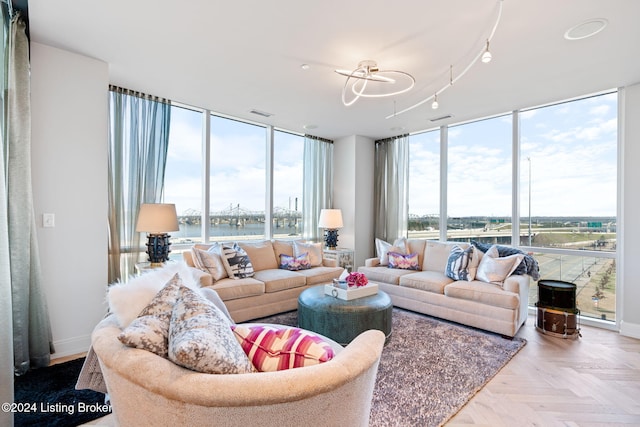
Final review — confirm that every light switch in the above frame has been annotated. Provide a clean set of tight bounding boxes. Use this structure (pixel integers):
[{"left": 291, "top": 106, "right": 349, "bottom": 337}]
[{"left": 43, "top": 213, "right": 55, "bottom": 228}]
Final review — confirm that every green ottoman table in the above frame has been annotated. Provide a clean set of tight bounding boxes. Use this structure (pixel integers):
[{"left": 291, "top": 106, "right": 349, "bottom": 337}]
[{"left": 297, "top": 285, "right": 393, "bottom": 346}]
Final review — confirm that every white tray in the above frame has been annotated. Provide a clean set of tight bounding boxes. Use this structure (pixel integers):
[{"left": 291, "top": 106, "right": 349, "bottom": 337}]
[{"left": 324, "top": 283, "right": 378, "bottom": 301}]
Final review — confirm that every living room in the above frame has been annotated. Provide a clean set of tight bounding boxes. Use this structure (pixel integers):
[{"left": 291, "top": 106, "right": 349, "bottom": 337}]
[{"left": 3, "top": 0, "right": 640, "bottom": 425}]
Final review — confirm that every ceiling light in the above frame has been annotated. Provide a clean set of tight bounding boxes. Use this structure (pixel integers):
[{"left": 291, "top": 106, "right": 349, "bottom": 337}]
[
  {"left": 564, "top": 18, "right": 608, "bottom": 40},
  {"left": 303, "top": 124, "right": 317, "bottom": 130},
  {"left": 301, "top": 64, "right": 310, "bottom": 70},
  {"left": 335, "top": 60, "right": 415, "bottom": 107},
  {"left": 431, "top": 94, "right": 439, "bottom": 110},
  {"left": 481, "top": 40, "right": 492, "bottom": 63},
  {"left": 386, "top": 0, "right": 503, "bottom": 119},
  {"left": 249, "top": 109, "right": 273, "bottom": 118}
]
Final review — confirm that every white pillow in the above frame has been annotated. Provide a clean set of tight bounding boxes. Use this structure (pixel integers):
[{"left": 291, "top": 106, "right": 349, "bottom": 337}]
[
  {"left": 476, "top": 245, "right": 524, "bottom": 286},
  {"left": 107, "top": 261, "right": 199, "bottom": 329},
  {"left": 293, "top": 241, "right": 323, "bottom": 267},
  {"left": 191, "top": 244, "right": 227, "bottom": 281},
  {"left": 375, "top": 237, "right": 407, "bottom": 265}
]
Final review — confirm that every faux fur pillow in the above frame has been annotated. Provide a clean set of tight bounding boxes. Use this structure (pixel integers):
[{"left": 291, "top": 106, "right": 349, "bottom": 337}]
[{"left": 107, "top": 261, "right": 200, "bottom": 329}]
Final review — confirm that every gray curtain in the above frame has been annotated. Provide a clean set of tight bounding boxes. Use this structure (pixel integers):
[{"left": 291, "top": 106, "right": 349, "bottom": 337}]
[
  {"left": 0, "top": 5, "right": 12, "bottom": 424},
  {"left": 374, "top": 134, "right": 409, "bottom": 242},
  {"left": 302, "top": 135, "right": 333, "bottom": 241},
  {"left": 108, "top": 86, "right": 171, "bottom": 282},
  {"left": 4, "top": 12, "right": 54, "bottom": 377}
]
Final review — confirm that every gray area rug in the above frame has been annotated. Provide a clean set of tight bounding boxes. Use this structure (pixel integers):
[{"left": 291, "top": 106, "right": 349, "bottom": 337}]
[{"left": 256, "top": 308, "right": 526, "bottom": 427}]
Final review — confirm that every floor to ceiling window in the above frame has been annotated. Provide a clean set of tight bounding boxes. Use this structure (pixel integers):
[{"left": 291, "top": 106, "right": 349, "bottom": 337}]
[
  {"left": 273, "top": 130, "right": 304, "bottom": 239},
  {"left": 408, "top": 129, "right": 440, "bottom": 239},
  {"left": 446, "top": 114, "right": 513, "bottom": 244},
  {"left": 520, "top": 92, "right": 618, "bottom": 321}
]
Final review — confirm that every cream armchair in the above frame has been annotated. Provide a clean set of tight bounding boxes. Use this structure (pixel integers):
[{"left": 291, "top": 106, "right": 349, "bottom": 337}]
[{"left": 92, "top": 315, "right": 385, "bottom": 427}]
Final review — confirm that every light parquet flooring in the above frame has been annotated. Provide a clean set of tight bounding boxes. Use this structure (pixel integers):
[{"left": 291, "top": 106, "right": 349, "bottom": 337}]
[
  {"left": 447, "top": 315, "right": 640, "bottom": 427},
  {"left": 74, "top": 314, "right": 640, "bottom": 427}
]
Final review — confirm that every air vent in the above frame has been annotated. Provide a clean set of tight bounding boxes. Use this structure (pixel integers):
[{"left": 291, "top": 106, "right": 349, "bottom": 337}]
[
  {"left": 249, "top": 109, "right": 273, "bottom": 118},
  {"left": 430, "top": 114, "right": 452, "bottom": 122}
]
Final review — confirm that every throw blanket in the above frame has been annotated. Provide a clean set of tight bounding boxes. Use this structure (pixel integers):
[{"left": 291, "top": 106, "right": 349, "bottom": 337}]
[
  {"left": 75, "top": 346, "right": 107, "bottom": 394},
  {"left": 471, "top": 240, "right": 540, "bottom": 281}
]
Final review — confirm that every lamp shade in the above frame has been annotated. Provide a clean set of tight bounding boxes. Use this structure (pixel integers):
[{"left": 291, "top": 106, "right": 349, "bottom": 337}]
[
  {"left": 318, "top": 209, "right": 343, "bottom": 229},
  {"left": 136, "top": 203, "right": 180, "bottom": 234}
]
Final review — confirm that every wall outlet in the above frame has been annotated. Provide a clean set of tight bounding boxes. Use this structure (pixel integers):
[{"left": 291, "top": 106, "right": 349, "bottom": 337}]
[{"left": 43, "top": 213, "right": 55, "bottom": 228}]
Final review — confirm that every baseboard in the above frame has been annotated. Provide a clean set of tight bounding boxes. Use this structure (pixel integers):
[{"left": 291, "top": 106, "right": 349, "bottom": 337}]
[
  {"left": 51, "top": 334, "right": 91, "bottom": 359},
  {"left": 620, "top": 321, "right": 640, "bottom": 339}
]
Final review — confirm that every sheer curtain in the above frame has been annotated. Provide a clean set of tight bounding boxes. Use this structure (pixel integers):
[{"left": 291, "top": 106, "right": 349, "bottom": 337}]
[
  {"left": 374, "top": 134, "right": 410, "bottom": 242},
  {"left": 108, "top": 86, "right": 171, "bottom": 282},
  {"left": 302, "top": 135, "right": 333, "bottom": 241},
  {"left": 2, "top": 11, "right": 54, "bottom": 379}
]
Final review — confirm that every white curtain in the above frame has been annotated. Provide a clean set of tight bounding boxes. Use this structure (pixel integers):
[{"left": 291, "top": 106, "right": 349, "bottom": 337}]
[
  {"left": 3, "top": 11, "right": 53, "bottom": 380},
  {"left": 374, "top": 134, "right": 410, "bottom": 242},
  {"left": 302, "top": 135, "right": 333, "bottom": 241},
  {"left": 108, "top": 86, "right": 171, "bottom": 283}
]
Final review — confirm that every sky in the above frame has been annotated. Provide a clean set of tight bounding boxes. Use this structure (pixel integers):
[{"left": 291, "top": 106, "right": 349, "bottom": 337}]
[{"left": 164, "top": 91, "right": 618, "bottom": 219}]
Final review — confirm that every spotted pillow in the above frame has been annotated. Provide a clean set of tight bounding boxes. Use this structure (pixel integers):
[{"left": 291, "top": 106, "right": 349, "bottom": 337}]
[
  {"left": 168, "top": 286, "right": 254, "bottom": 374},
  {"left": 232, "top": 324, "right": 335, "bottom": 372},
  {"left": 117, "top": 273, "right": 183, "bottom": 358},
  {"left": 279, "top": 252, "right": 311, "bottom": 271},
  {"left": 387, "top": 252, "right": 420, "bottom": 270}
]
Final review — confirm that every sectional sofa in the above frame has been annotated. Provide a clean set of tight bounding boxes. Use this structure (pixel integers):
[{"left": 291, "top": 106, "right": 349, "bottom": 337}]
[
  {"left": 358, "top": 239, "right": 536, "bottom": 337},
  {"left": 183, "top": 239, "right": 344, "bottom": 322}
]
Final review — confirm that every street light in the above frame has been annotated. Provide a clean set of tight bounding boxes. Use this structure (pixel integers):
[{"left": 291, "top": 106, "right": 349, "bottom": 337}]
[{"left": 527, "top": 157, "right": 532, "bottom": 246}]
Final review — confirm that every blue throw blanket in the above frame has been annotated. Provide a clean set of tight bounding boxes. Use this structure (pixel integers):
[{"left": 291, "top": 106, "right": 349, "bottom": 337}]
[{"left": 471, "top": 240, "right": 540, "bottom": 281}]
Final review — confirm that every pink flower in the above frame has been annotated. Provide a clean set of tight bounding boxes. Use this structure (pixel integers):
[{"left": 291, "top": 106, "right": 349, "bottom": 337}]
[{"left": 346, "top": 272, "right": 368, "bottom": 288}]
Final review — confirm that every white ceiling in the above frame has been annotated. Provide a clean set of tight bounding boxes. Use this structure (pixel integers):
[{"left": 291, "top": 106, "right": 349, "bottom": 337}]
[{"left": 28, "top": 0, "right": 640, "bottom": 140}]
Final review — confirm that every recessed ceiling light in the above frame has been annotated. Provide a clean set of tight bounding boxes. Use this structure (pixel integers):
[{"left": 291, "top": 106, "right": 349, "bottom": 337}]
[
  {"left": 390, "top": 126, "right": 405, "bottom": 132},
  {"left": 564, "top": 18, "right": 608, "bottom": 40},
  {"left": 303, "top": 124, "right": 317, "bottom": 130},
  {"left": 301, "top": 64, "right": 310, "bottom": 70}
]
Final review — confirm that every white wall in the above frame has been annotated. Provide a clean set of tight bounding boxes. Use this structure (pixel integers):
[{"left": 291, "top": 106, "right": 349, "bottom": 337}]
[
  {"left": 334, "top": 135, "right": 375, "bottom": 268},
  {"left": 621, "top": 82, "right": 640, "bottom": 339},
  {"left": 30, "top": 43, "right": 109, "bottom": 357}
]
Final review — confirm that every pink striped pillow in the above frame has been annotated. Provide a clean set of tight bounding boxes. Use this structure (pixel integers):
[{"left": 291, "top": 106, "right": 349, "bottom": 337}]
[{"left": 231, "top": 325, "right": 335, "bottom": 372}]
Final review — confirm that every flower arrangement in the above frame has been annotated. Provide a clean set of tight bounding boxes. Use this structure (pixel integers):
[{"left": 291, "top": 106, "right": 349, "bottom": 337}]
[{"left": 345, "top": 272, "right": 368, "bottom": 288}]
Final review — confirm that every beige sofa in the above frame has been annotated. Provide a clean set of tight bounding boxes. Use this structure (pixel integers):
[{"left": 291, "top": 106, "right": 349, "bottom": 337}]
[
  {"left": 183, "top": 239, "right": 344, "bottom": 322},
  {"left": 358, "top": 240, "right": 531, "bottom": 337},
  {"left": 92, "top": 314, "right": 385, "bottom": 427}
]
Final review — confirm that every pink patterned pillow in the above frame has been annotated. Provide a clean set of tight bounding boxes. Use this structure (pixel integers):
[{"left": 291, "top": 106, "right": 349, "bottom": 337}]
[
  {"left": 232, "top": 325, "right": 335, "bottom": 372},
  {"left": 279, "top": 252, "right": 311, "bottom": 271},
  {"left": 387, "top": 252, "right": 420, "bottom": 270}
]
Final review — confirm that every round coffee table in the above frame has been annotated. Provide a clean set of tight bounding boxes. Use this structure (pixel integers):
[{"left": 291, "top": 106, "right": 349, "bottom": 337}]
[{"left": 297, "top": 285, "right": 392, "bottom": 346}]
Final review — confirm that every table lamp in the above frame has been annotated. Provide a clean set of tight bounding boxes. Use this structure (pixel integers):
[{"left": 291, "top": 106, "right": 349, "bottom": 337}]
[
  {"left": 136, "top": 203, "right": 180, "bottom": 266},
  {"left": 318, "top": 209, "right": 343, "bottom": 250}
]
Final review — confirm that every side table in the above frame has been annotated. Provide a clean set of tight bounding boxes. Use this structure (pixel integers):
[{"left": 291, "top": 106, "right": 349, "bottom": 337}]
[
  {"left": 297, "top": 285, "right": 392, "bottom": 346},
  {"left": 323, "top": 248, "right": 355, "bottom": 272}
]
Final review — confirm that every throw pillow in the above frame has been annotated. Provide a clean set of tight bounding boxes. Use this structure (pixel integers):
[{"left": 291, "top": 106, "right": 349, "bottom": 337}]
[
  {"left": 199, "top": 287, "right": 235, "bottom": 325},
  {"left": 117, "top": 273, "right": 183, "bottom": 357},
  {"left": 476, "top": 245, "right": 525, "bottom": 286},
  {"left": 279, "top": 252, "right": 311, "bottom": 271},
  {"left": 387, "top": 252, "right": 420, "bottom": 270},
  {"left": 190, "top": 244, "right": 228, "bottom": 281},
  {"left": 219, "top": 243, "right": 255, "bottom": 279},
  {"left": 375, "top": 237, "right": 407, "bottom": 265},
  {"left": 293, "top": 241, "right": 323, "bottom": 266},
  {"left": 445, "top": 245, "right": 479, "bottom": 281},
  {"left": 238, "top": 240, "right": 279, "bottom": 271},
  {"left": 232, "top": 324, "right": 335, "bottom": 372},
  {"left": 107, "top": 261, "right": 200, "bottom": 328},
  {"left": 168, "top": 286, "right": 254, "bottom": 374}
]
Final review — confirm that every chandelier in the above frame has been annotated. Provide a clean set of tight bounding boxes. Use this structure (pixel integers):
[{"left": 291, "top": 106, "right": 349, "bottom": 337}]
[{"left": 335, "top": 60, "right": 415, "bottom": 107}]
